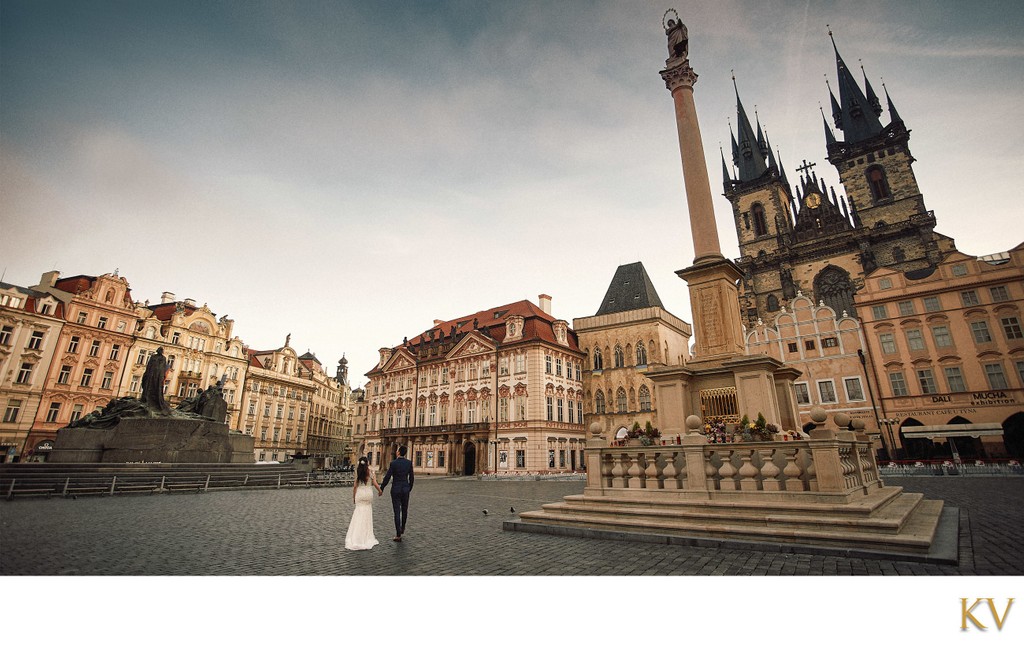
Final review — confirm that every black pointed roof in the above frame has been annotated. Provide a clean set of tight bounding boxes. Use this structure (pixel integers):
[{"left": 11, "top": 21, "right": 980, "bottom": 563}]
[
  {"left": 830, "top": 33, "right": 884, "bottom": 143},
  {"left": 595, "top": 262, "right": 665, "bottom": 316}
]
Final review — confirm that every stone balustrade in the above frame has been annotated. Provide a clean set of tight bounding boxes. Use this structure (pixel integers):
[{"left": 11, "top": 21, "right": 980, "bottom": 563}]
[{"left": 584, "top": 409, "right": 883, "bottom": 501}]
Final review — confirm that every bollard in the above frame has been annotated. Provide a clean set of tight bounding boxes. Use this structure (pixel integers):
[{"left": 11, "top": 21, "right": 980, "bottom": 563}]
[
  {"left": 204, "top": 475, "right": 210, "bottom": 491},
  {"left": 63, "top": 477, "right": 70, "bottom": 497},
  {"left": 110, "top": 476, "right": 117, "bottom": 496},
  {"left": 160, "top": 476, "right": 165, "bottom": 492}
]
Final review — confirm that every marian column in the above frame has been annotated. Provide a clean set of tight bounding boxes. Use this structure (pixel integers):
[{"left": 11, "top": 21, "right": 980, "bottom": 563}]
[{"left": 659, "top": 13, "right": 746, "bottom": 361}]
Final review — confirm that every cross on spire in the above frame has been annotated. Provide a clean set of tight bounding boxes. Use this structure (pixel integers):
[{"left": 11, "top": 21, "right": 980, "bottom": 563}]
[{"left": 795, "top": 159, "right": 817, "bottom": 175}]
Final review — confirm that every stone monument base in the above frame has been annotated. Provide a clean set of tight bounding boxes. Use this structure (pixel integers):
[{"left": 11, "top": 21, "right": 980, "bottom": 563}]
[{"left": 49, "top": 418, "right": 255, "bottom": 464}]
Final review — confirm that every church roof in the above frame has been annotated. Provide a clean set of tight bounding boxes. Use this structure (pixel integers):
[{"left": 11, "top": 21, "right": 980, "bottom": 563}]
[{"left": 595, "top": 262, "right": 665, "bottom": 316}]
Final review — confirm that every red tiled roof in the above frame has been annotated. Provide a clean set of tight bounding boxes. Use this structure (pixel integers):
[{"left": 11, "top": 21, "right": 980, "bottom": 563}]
[
  {"left": 365, "top": 299, "right": 579, "bottom": 376},
  {"left": 148, "top": 302, "right": 199, "bottom": 321}
]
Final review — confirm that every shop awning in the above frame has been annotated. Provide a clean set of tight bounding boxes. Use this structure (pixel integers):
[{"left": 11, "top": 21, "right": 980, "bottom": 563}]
[{"left": 901, "top": 423, "right": 1004, "bottom": 439}]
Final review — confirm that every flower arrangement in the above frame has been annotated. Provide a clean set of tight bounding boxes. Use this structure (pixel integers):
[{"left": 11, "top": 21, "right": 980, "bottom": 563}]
[{"left": 704, "top": 418, "right": 731, "bottom": 443}]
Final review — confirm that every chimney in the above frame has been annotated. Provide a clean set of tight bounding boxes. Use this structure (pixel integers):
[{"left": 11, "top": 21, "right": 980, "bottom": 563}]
[
  {"left": 160, "top": 292, "right": 176, "bottom": 304},
  {"left": 183, "top": 298, "right": 196, "bottom": 307},
  {"left": 538, "top": 294, "right": 552, "bottom": 315},
  {"left": 38, "top": 271, "right": 60, "bottom": 288}
]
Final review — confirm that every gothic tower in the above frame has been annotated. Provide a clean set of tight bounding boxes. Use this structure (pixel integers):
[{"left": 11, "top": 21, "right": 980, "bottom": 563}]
[{"left": 725, "top": 33, "right": 955, "bottom": 326}]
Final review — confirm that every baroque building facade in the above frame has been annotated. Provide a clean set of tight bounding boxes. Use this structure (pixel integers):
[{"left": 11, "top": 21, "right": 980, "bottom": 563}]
[
  {"left": 300, "top": 353, "right": 350, "bottom": 468},
  {"left": 126, "top": 292, "right": 247, "bottom": 429},
  {"left": 723, "top": 37, "right": 956, "bottom": 328},
  {"left": 240, "top": 336, "right": 316, "bottom": 463},
  {"left": 0, "top": 276, "right": 65, "bottom": 462},
  {"left": 574, "top": 262, "right": 692, "bottom": 439},
  {"left": 361, "top": 296, "right": 586, "bottom": 476},
  {"left": 855, "top": 245, "right": 1024, "bottom": 459},
  {"left": 24, "top": 272, "right": 137, "bottom": 460}
]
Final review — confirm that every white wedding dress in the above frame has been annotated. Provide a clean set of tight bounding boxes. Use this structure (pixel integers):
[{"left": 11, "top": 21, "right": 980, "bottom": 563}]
[{"left": 344, "top": 482, "right": 379, "bottom": 551}]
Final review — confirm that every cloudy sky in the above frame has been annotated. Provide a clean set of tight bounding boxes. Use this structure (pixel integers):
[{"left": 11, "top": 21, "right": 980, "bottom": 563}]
[{"left": 3, "top": 0, "right": 1023, "bottom": 388}]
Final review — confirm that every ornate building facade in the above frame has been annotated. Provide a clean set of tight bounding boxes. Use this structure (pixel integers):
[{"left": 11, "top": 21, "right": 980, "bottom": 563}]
[
  {"left": 574, "top": 262, "right": 692, "bottom": 438},
  {"left": 0, "top": 276, "right": 65, "bottom": 463},
  {"left": 127, "top": 292, "right": 247, "bottom": 428},
  {"left": 240, "top": 336, "right": 316, "bottom": 463},
  {"left": 300, "top": 353, "right": 349, "bottom": 468},
  {"left": 25, "top": 272, "right": 137, "bottom": 460},
  {"left": 723, "top": 37, "right": 956, "bottom": 328},
  {"left": 362, "top": 296, "right": 586, "bottom": 476},
  {"left": 855, "top": 245, "right": 1024, "bottom": 459}
]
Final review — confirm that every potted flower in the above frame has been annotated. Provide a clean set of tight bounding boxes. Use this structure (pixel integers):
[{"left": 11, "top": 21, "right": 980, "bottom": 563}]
[{"left": 704, "top": 418, "right": 730, "bottom": 444}]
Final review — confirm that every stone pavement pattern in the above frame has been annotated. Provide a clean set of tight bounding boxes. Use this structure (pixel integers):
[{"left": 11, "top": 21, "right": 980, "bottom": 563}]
[{"left": 1, "top": 476, "right": 1022, "bottom": 575}]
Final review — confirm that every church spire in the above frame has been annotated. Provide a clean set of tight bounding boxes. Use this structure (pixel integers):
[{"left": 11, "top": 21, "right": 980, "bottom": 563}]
[
  {"left": 883, "top": 81, "right": 904, "bottom": 125},
  {"left": 720, "top": 146, "right": 733, "bottom": 192},
  {"left": 732, "top": 75, "right": 768, "bottom": 182},
  {"left": 861, "top": 61, "right": 883, "bottom": 117},
  {"left": 829, "top": 28, "right": 884, "bottom": 143},
  {"left": 821, "top": 106, "right": 837, "bottom": 146}
]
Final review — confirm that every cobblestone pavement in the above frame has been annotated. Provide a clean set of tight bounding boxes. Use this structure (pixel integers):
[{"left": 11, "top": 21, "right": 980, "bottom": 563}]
[{"left": 1, "top": 476, "right": 1022, "bottom": 576}]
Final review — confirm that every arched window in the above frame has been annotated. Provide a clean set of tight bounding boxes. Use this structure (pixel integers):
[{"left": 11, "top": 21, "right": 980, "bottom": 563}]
[
  {"left": 635, "top": 342, "right": 648, "bottom": 366},
  {"left": 767, "top": 295, "right": 779, "bottom": 312},
  {"left": 593, "top": 349, "right": 603, "bottom": 370},
  {"left": 638, "top": 386, "right": 651, "bottom": 411},
  {"left": 866, "top": 165, "right": 891, "bottom": 202},
  {"left": 616, "top": 388, "right": 627, "bottom": 413},
  {"left": 594, "top": 390, "right": 606, "bottom": 414},
  {"left": 814, "top": 266, "right": 857, "bottom": 318},
  {"left": 614, "top": 346, "right": 625, "bottom": 368},
  {"left": 752, "top": 203, "right": 768, "bottom": 236},
  {"left": 892, "top": 246, "right": 906, "bottom": 263}
]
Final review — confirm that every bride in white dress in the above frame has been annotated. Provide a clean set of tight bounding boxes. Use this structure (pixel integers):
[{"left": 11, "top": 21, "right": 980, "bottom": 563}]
[{"left": 345, "top": 456, "right": 382, "bottom": 551}]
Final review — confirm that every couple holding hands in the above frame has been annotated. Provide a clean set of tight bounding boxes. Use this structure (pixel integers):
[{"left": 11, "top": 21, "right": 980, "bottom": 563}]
[{"left": 344, "top": 446, "right": 413, "bottom": 550}]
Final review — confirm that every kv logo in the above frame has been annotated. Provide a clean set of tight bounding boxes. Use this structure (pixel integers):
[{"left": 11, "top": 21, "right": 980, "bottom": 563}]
[{"left": 961, "top": 598, "right": 1014, "bottom": 631}]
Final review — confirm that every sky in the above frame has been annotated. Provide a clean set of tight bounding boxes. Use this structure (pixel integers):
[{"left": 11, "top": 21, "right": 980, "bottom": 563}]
[{"left": 3, "top": 0, "right": 1023, "bottom": 389}]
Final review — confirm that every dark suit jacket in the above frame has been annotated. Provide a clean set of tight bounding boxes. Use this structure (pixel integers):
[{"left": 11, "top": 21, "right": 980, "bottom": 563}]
[{"left": 381, "top": 456, "right": 414, "bottom": 493}]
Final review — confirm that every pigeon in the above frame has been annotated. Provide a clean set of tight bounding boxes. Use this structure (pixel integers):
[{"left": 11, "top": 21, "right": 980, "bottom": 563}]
[
  {"left": 482, "top": 509, "right": 489, "bottom": 515},
  {"left": 510, "top": 507, "right": 515, "bottom": 513}
]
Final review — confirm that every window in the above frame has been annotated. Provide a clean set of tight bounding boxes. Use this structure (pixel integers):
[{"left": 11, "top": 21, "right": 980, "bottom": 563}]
[
  {"left": 639, "top": 386, "right": 651, "bottom": 411},
  {"left": 636, "top": 343, "right": 648, "bottom": 366},
  {"left": 866, "top": 165, "right": 891, "bottom": 201},
  {"left": 970, "top": 321, "right": 992, "bottom": 344},
  {"left": 130, "top": 375, "right": 140, "bottom": 393},
  {"left": 101, "top": 371, "right": 113, "bottom": 390},
  {"left": 960, "top": 290, "right": 981, "bottom": 307},
  {"left": 263, "top": 403, "right": 271, "bottom": 417},
  {"left": 16, "top": 363, "right": 33, "bottom": 384},
  {"left": 109, "top": 344, "right": 121, "bottom": 360},
  {"left": 438, "top": 451, "right": 446, "bottom": 467},
  {"left": 575, "top": 362, "right": 581, "bottom": 381},
  {"left": 70, "top": 404, "right": 84, "bottom": 423},
  {"left": 614, "top": 347, "right": 625, "bottom": 367},
  {"left": 878, "top": 278, "right": 892, "bottom": 290},
  {"left": 787, "top": 342, "right": 798, "bottom": 353},
  {"left": 944, "top": 367, "right": 967, "bottom": 393},
  {"left": 951, "top": 263, "right": 968, "bottom": 277},
  {"left": 80, "top": 368, "right": 93, "bottom": 387},
  {"left": 555, "top": 358, "right": 563, "bottom": 377},
  {"left": 415, "top": 451, "right": 422, "bottom": 467},
  {"left": 1001, "top": 317, "right": 1023, "bottom": 340},
  {"left": 171, "top": 332, "right": 180, "bottom": 345},
  {"left": 593, "top": 349, "right": 603, "bottom": 370},
  {"left": 89, "top": 340, "right": 100, "bottom": 357},
  {"left": 616, "top": 388, "right": 627, "bottom": 413},
  {"left": 0, "top": 325, "right": 11, "bottom": 346},
  {"left": 805, "top": 340, "right": 816, "bottom": 351},
  {"left": 67, "top": 336, "right": 80, "bottom": 354},
  {"left": 751, "top": 203, "right": 768, "bottom": 236},
  {"left": 817, "top": 380, "right": 837, "bottom": 403},
  {"left": 499, "top": 358, "right": 508, "bottom": 376},
  {"left": 77, "top": 312, "right": 87, "bottom": 324},
  {"left": 545, "top": 355, "right": 552, "bottom": 374},
  {"left": 897, "top": 300, "right": 915, "bottom": 316},
  {"left": 28, "top": 331, "right": 44, "bottom": 350},
  {"left": 45, "top": 402, "right": 61, "bottom": 422},
  {"left": 879, "top": 333, "right": 897, "bottom": 354},
  {"left": 515, "top": 450, "right": 526, "bottom": 469},
  {"left": 871, "top": 305, "right": 889, "bottom": 320},
  {"left": 467, "top": 401, "right": 477, "bottom": 423},
  {"left": 906, "top": 329, "right": 926, "bottom": 351},
  {"left": 499, "top": 397, "right": 508, "bottom": 422},
  {"left": 594, "top": 391, "right": 606, "bottom": 414},
  {"left": 889, "top": 371, "right": 909, "bottom": 397},
  {"left": 567, "top": 399, "right": 575, "bottom": 423},
  {"left": 97, "top": 317, "right": 107, "bottom": 330},
  {"left": 576, "top": 401, "right": 583, "bottom": 424},
  {"left": 58, "top": 365, "right": 72, "bottom": 384},
  {"left": 546, "top": 397, "right": 553, "bottom": 421},
  {"left": 923, "top": 296, "right": 941, "bottom": 312},
  {"left": 844, "top": 378, "right": 865, "bottom": 402},
  {"left": 1017, "top": 361, "right": 1024, "bottom": 386},
  {"left": 794, "top": 383, "right": 811, "bottom": 405},
  {"left": 822, "top": 337, "right": 838, "bottom": 348},
  {"left": 990, "top": 286, "right": 1010, "bottom": 302},
  {"left": 931, "top": 325, "right": 953, "bottom": 348},
  {"left": 248, "top": 401, "right": 256, "bottom": 416},
  {"left": 557, "top": 398, "right": 564, "bottom": 422},
  {"left": 984, "top": 363, "right": 1009, "bottom": 390},
  {"left": 917, "top": 369, "right": 938, "bottom": 394},
  {"left": 137, "top": 349, "right": 148, "bottom": 365},
  {"left": 3, "top": 400, "right": 22, "bottom": 423}
]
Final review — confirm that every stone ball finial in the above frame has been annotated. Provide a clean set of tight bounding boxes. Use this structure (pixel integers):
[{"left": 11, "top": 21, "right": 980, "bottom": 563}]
[
  {"left": 850, "top": 418, "right": 865, "bottom": 431},
  {"left": 589, "top": 421, "right": 604, "bottom": 436},
  {"left": 833, "top": 412, "right": 851, "bottom": 428},
  {"left": 809, "top": 407, "right": 827, "bottom": 424},
  {"left": 685, "top": 415, "right": 703, "bottom": 431}
]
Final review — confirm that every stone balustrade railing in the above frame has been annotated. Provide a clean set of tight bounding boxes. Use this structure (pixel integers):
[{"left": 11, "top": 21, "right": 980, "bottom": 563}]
[{"left": 584, "top": 409, "right": 883, "bottom": 499}]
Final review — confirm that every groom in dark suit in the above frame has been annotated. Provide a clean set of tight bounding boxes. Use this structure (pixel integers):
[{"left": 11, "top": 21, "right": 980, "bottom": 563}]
[{"left": 379, "top": 445, "right": 414, "bottom": 542}]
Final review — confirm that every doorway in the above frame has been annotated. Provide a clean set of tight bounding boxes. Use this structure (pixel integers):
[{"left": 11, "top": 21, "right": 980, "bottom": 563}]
[{"left": 463, "top": 441, "right": 476, "bottom": 476}]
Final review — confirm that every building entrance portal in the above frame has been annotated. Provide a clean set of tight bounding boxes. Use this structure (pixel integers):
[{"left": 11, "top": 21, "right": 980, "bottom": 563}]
[{"left": 463, "top": 441, "right": 476, "bottom": 476}]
